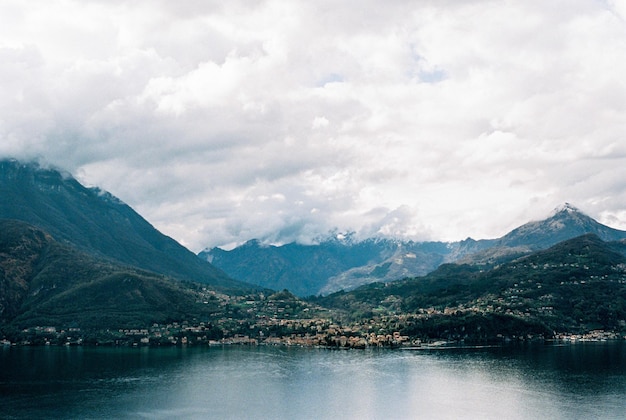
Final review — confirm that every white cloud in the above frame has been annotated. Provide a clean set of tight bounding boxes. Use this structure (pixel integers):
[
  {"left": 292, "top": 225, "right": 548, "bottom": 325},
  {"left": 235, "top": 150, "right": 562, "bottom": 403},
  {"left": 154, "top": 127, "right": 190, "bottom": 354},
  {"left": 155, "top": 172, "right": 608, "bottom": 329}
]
[{"left": 2, "top": 0, "right": 626, "bottom": 250}]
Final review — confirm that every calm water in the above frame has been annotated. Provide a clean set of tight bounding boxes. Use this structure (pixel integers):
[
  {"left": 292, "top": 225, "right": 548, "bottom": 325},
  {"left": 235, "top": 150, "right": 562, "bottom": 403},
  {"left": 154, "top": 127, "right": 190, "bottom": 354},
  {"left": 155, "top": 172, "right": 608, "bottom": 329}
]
[{"left": 1, "top": 343, "right": 625, "bottom": 419}]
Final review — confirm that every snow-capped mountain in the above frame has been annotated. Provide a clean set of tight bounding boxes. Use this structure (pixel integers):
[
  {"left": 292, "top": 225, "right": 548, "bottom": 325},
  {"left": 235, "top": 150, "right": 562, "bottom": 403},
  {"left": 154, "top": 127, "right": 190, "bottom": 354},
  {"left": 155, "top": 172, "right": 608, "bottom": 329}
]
[{"left": 199, "top": 204, "right": 626, "bottom": 296}]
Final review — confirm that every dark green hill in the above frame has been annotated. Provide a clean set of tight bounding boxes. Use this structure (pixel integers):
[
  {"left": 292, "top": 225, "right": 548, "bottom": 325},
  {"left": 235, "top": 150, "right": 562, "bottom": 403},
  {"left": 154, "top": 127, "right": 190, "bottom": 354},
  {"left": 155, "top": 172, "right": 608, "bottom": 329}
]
[
  {"left": 0, "top": 159, "right": 247, "bottom": 291},
  {"left": 314, "top": 234, "right": 626, "bottom": 339},
  {"left": 0, "top": 219, "right": 221, "bottom": 330}
]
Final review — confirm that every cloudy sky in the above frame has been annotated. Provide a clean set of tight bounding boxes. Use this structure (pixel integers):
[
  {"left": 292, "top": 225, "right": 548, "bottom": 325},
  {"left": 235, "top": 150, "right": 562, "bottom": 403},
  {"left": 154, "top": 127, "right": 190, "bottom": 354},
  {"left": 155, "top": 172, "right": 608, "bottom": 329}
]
[{"left": 2, "top": 0, "right": 626, "bottom": 251}]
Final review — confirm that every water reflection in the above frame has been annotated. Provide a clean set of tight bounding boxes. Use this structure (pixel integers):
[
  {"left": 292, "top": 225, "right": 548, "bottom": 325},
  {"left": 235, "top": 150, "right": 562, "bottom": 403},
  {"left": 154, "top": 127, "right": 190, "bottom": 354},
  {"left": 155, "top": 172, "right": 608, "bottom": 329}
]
[
  {"left": 1, "top": 343, "right": 625, "bottom": 419},
  {"left": 405, "top": 344, "right": 626, "bottom": 419}
]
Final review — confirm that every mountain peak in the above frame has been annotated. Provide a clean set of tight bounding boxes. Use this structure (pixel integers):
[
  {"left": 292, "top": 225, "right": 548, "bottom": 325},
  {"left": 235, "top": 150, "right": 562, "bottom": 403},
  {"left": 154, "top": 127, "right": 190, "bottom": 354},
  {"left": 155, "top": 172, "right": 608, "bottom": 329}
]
[
  {"left": 0, "top": 157, "right": 245, "bottom": 290},
  {"left": 498, "top": 203, "right": 626, "bottom": 249},
  {"left": 552, "top": 202, "right": 582, "bottom": 215}
]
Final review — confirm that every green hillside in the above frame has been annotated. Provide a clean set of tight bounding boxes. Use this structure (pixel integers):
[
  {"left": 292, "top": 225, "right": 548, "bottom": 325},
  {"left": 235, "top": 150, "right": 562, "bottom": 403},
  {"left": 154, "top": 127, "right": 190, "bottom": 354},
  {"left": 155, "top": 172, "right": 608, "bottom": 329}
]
[
  {"left": 0, "top": 159, "right": 247, "bottom": 291},
  {"left": 0, "top": 220, "right": 222, "bottom": 331},
  {"left": 314, "top": 234, "right": 626, "bottom": 341}
]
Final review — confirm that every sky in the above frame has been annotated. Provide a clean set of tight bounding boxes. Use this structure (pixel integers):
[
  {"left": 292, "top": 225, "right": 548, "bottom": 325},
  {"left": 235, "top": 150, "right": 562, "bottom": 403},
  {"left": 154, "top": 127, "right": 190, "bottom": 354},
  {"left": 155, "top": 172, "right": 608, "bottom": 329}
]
[{"left": 1, "top": 0, "right": 626, "bottom": 251}]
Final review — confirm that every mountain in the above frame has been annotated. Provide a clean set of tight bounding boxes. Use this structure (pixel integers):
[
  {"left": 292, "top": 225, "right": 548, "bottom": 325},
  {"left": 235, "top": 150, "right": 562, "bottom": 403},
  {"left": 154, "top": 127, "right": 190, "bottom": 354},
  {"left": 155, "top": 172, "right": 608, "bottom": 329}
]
[
  {"left": 0, "top": 159, "right": 247, "bottom": 291},
  {"left": 200, "top": 237, "right": 477, "bottom": 297},
  {"left": 2, "top": 158, "right": 624, "bottom": 343},
  {"left": 458, "top": 203, "right": 626, "bottom": 266},
  {"left": 498, "top": 203, "right": 626, "bottom": 247},
  {"left": 0, "top": 219, "right": 223, "bottom": 330},
  {"left": 315, "top": 234, "right": 626, "bottom": 339},
  {"left": 318, "top": 240, "right": 460, "bottom": 296},
  {"left": 201, "top": 237, "right": 404, "bottom": 296},
  {"left": 200, "top": 204, "right": 626, "bottom": 296}
]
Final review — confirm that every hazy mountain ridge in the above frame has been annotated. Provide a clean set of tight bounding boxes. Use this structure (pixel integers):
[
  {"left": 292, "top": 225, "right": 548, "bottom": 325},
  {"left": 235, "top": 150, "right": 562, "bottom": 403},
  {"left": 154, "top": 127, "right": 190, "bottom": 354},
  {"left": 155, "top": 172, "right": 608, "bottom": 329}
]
[
  {"left": 201, "top": 203, "right": 626, "bottom": 296},
  {"left": 200, "top": 236, "right": 470, "bottom": 297},
  {"left": 201, "top": 238, "right": 401, "bottom": 296},
  {"left": 0, "top": 159, "right": 247, "bottom": 291}
]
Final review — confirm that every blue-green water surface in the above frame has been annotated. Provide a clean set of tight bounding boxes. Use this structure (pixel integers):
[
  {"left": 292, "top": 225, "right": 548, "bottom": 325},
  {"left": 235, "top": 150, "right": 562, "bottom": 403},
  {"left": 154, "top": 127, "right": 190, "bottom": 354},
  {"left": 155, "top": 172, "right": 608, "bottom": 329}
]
[{"left": 1, "top": 342, "right": 625, "bottom": 419}]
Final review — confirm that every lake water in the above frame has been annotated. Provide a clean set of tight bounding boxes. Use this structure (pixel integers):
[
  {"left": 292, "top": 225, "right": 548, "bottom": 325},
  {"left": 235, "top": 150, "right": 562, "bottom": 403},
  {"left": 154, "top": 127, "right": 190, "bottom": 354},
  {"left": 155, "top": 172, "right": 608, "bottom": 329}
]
[{"left": 1, "top": 342, "right": 625, "bottom": 419}]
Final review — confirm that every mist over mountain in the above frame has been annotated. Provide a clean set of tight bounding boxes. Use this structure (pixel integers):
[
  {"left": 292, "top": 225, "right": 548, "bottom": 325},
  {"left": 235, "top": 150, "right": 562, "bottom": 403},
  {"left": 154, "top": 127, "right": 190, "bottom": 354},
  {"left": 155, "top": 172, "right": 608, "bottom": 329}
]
[
  {"left": 0, "top": 159, "right": 246, "bottom": 291},
  {"left": 201, "top": 203, "right": 626, "bottom": 296},
  {"left": 1, "top": 158, "right": 625, "bottom": 344},
  {"left": 201, "top": 237, "right": 431, "bottom": 297}
]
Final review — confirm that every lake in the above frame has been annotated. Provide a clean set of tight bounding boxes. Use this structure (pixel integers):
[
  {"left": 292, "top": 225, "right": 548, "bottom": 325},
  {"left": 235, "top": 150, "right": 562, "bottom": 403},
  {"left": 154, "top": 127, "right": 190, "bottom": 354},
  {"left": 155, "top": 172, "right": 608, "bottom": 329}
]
[{"left": 1, "top": 342, "right": 625, "bottom": 419}]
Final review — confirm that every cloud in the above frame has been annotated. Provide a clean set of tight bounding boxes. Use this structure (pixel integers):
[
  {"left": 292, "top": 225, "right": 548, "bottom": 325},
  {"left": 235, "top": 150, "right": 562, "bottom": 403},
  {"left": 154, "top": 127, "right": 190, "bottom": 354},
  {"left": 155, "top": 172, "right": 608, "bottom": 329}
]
[{"left": 2, "top": 0, "right": 626, "bottom": 250}]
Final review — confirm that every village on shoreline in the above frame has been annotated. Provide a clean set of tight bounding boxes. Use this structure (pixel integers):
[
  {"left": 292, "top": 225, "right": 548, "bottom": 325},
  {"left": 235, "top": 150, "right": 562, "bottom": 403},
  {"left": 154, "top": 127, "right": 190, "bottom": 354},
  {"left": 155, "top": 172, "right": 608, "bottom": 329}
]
[
  {"left": 4, "top": 285, "right": 626, "bottom": 349},
  {"left": 3, "top": 317, "right": 625, "bottom": 349}
]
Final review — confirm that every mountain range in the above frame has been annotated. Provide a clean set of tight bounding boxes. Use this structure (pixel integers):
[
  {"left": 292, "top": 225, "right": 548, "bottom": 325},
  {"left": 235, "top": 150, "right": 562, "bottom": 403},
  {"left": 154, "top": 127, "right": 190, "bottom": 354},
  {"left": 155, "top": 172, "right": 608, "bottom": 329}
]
[
  {"left": 200, "top": 203, "right": 626, "bottom": 296},
  {"left": 2, "top": 157, "right": 625, "bottom": 343}
]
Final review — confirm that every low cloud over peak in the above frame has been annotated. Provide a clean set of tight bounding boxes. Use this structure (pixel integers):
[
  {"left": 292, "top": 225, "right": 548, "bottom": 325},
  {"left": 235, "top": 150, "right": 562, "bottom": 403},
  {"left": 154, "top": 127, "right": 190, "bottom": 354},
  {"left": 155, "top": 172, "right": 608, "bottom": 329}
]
[{"left": 2, "top": 0, "right": 626, "bottom": 251}]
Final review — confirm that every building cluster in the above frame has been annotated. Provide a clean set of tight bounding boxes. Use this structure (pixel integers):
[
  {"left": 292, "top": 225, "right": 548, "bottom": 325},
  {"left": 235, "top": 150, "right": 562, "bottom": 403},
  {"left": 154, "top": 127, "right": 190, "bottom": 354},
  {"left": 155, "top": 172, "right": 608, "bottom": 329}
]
[{"left": 553, "top": 330, "right": 625, "bottom": 342}]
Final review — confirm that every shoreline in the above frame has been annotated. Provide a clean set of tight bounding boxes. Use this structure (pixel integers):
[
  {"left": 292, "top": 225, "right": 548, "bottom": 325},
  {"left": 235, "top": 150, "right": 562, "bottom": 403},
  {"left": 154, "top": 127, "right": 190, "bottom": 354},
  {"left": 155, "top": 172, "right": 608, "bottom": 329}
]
[{"left": 3, "top": 334, "right": 624, "bottom": 349}]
